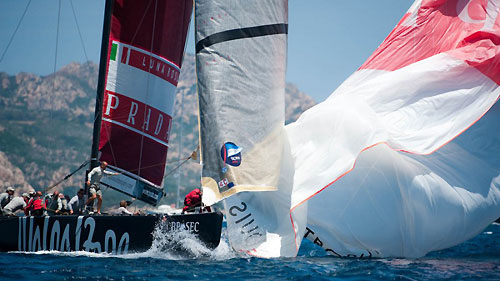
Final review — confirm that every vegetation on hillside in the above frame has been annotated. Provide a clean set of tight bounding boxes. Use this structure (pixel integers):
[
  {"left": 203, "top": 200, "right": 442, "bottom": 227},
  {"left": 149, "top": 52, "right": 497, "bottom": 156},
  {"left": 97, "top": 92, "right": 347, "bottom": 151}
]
[{"left": 0, "top": 54, "right": 315, "bottom": 210}]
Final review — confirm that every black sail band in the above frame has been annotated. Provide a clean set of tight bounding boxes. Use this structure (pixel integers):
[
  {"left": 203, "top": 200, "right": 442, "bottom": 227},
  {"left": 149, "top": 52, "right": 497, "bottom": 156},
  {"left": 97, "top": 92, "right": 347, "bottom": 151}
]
[{"left": 195, "top": 23, "right": 288, "bottom": 53}]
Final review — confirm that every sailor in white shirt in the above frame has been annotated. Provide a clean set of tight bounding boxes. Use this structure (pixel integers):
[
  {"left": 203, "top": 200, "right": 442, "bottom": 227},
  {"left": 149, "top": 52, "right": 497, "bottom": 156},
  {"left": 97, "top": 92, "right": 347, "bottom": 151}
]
[
  {"left": 68, "top": 189, "right": 86, "bottom": 215},
  {"left": 2, "top": 193, "right": 29, "bottom": 215},
  {"left": 0, "top": 187, "right": 14, "bottom": 214},
  {"left": 116, "top": 200, "right": 139, "bottom": 215},
  {"left": 86, "top": 161, "right": 118, "bottom": 214}
]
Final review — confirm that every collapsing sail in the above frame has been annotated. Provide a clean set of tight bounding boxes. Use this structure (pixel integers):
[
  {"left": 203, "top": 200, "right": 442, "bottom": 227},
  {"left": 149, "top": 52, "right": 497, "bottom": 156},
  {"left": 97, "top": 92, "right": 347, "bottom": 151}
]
[
  {"left": 197, "top": 0, "right": 500, "bottom": 258},
  {"left": 196, "top": 0, "right": 303, "bottom": 256},
  {"left": 96, "top": 0, "right": 193, "bottom": 205},
  {"left": 287, "top": 0, "right": 500, "bottom": 257}
]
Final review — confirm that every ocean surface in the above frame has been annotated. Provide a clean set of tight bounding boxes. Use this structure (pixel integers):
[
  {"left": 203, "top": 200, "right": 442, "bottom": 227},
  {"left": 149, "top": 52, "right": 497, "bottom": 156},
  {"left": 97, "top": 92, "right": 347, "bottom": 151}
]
[{"left": 1, "top": 223, "right": 498, "bottom": 281}]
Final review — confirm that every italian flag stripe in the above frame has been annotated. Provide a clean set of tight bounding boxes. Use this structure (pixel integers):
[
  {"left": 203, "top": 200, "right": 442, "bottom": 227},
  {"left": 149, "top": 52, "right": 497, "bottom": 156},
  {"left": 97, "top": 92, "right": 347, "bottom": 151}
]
[{"left": 110, "top": 43, "right": 118, "bottom": 61}]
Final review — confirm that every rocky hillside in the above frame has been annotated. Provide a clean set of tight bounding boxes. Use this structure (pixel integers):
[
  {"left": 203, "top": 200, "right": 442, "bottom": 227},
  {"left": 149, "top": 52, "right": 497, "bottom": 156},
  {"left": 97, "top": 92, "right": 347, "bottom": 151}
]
[{"left": 0, "top": 54, "right": 315, "bottom": 207}]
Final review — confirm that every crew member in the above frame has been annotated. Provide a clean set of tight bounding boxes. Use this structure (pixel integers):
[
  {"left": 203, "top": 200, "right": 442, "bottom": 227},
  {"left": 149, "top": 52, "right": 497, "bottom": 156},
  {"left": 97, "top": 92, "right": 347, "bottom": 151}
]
[
  {"left": 0, "top": 187, "right": 14, "bottom": 213},
  {"left": 2, "top": 193, "right": 29, "bottom": 216},
  {"left": 182, "top": 188, "right": 202, "bottom": 213},
  {"left": 68, "top": 189, "right": 85, "bottom": 215},
  {"left": 116, "top": 200, "right": 139, "bottom": 215},
  {"left": 59, "top": 193, "right": 69, "bottom": 214},
  {"left": 24, "top": 189, "right": 36, "bottom": 211},
  {"left": 25, "top": 191, "right": 45, "bottom": 216},
  {"left": 86, "top": 161, "right": 118, "bottom": 214},
  {"left": 45, "top": 191, "right": 62, "bottom": 215}
]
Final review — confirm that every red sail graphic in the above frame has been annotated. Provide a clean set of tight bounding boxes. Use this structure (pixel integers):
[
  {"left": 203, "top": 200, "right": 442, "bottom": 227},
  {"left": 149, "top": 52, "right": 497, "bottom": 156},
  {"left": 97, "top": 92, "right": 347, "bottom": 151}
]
[{"left": 98, "top": 0, "right": 193, "bottom": 187}]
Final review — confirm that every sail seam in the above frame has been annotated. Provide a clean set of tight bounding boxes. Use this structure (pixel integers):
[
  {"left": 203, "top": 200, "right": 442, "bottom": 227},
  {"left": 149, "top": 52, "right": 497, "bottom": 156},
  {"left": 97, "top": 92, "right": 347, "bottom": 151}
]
[{"left": 195, "top": 23, "right": 288, "bottom": 53}]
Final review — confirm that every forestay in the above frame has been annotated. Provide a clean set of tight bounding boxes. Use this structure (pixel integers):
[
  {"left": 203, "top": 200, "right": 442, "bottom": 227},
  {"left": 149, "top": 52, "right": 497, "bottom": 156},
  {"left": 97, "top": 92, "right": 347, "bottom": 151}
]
[
  {"left": 196, "top": 0, "right": 304, "bottom": 257},
  {"left": 98, "top": 0, "right": 193, "bottom": 205},
  {"left": 287, "top": 0, "right": 500, "bottom": 257}
]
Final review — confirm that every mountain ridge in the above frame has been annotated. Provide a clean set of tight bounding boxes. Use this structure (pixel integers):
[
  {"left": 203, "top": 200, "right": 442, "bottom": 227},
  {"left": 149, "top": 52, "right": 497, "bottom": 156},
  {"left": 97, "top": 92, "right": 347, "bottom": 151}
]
[{"left": 0, "top": 54, "right": 315, "bottom": 207}]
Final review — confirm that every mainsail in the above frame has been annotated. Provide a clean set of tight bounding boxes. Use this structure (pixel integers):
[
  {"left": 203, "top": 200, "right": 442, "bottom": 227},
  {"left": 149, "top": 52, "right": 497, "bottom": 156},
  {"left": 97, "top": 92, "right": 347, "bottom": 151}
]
[
  {"left": 94, "top": 0, "right": 193, "bottom": 205},
  {"left": 196, "top": 0, "right": 303, "bottom": 256},
  {"left": 286, "top": 0, "right": 500, "bottom": 257}
]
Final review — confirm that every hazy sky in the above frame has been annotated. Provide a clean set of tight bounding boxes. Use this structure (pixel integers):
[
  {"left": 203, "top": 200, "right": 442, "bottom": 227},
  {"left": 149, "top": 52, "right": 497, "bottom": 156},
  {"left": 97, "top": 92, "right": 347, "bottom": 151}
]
[{"left": 0, "top": 0, "right": 414, "bottom": 102}]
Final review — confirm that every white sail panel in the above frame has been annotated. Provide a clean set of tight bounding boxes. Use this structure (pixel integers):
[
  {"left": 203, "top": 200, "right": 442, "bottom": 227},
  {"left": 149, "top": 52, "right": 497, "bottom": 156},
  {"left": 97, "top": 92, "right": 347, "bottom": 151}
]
[
  {"left": 301, "top": 99, "right": 500, "bottom": 258},
  {"left": 196, "top": 0, "right": 304, "bottom": 256},
  {"left": 286, "top": 0, "right": 500, "bottom": 257}
]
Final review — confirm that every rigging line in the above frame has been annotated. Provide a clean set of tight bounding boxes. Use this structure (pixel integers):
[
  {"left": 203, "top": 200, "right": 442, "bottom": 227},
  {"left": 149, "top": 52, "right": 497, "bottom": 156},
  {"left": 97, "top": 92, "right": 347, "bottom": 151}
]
[
  {"left": 137, "top": 0, "right": 158, "bottom": 178},
  {"left": 0, "top": 0, "right": 32, "bottom": 64},
  {"left": 43, "top": 159, "right": 91, "bottom": 193},
  {"left": 163, "top": 147, "right": 198, "bottom": 181},
  {"left": 102, "top": 114, "right": 119, "bottom": 173},
  {"left": 69, "top": 0, "right": 89, "bottom": 62},
  {"left": 53, "top": 0, "right": 62, "bottom": 77},
  {"left": 130, "top": 0, "right": 153, "bottom": 46},
  {"left": 114, "top": 161, "right": 166, "bottom": 174},
  {"left": 88, "top": 110, "right": 100, "bottom": 149},
  {"left": 175, "top": 1, "right": 192, "bottom": 205},
  {"left": 113, "top": 148, "right": 196, "bottom": 175},
  {"left": 175, "top": 3, "right": 194, "bottom": 205},
  {"left": 176, "top": 67, "right": 185, "bottom": 207},
  {"left": 164, "top": 156, "right": 191, "bottom": 180},
  {"left": 50, "top": 0, "right": 62, "bottom": 144}
]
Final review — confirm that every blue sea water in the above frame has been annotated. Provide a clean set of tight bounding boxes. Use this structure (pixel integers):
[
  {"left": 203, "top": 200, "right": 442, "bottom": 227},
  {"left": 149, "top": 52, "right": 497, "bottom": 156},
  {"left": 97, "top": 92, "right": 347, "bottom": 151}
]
[{"left": 1, "top": 223, "right": 498, "bottom": 281}]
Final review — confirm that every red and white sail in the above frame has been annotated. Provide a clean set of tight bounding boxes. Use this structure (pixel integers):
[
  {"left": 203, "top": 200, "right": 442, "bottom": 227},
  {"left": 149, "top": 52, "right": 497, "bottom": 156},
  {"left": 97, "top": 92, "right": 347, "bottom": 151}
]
[
  {"left": 98, "top": 0, "right": 193, "bottom": 205},
  {"left": 287, "top": 0, "right": 500, "bottom": 257}
]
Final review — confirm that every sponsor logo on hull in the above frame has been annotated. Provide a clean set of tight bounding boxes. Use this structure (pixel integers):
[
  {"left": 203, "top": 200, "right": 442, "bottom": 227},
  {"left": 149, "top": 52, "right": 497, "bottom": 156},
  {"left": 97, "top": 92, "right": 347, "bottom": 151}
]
[{"left": 17, "top": 216, "right": 130, "bottom": 254}]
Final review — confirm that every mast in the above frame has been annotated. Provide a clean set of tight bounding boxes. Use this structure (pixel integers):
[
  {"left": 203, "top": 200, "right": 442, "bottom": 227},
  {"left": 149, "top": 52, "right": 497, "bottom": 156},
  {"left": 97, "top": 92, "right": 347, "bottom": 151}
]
[{"left": 89, "top": 0, "right": 114, "bottom": 171}]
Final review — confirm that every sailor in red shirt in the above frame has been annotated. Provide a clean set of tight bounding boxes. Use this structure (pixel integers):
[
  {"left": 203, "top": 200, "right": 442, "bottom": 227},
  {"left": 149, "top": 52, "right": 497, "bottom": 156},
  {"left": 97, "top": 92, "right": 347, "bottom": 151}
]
[
  {"left": 182, "top": 188, "right": 212, "bottom": 213},
  {"left": 182, "top": 188, "right": 202, "bottom": 213},
  {"left": 25, "top": 191, "right": 45, "bottom": 216}
]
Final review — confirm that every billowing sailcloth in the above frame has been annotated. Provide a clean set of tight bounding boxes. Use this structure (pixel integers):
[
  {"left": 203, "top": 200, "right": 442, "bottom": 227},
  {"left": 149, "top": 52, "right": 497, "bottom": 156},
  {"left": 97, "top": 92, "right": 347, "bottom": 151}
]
[
  {"left": 97, "top": 0, "right": 193, "bottom": 205},
  {"left": 287, "top": 0, "right": 500, "bottom": 257},
  {"left": 196, "top": 0, "right": 304, "bottom": 257}
]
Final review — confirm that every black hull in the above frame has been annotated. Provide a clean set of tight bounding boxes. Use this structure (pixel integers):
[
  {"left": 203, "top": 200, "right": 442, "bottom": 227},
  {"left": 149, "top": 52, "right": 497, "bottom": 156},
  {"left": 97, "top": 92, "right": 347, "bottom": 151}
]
[{"left": 0, "top": 211, "right": 223, "bottom": 254}]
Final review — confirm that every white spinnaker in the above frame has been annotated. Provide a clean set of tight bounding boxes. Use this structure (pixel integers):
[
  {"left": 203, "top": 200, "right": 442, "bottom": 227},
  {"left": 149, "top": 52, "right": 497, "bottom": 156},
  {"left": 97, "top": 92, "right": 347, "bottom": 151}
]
[
  {"left": 286, "top": 40, "right": 500, "bottom": 256},
  {"left": 284, "top": 0, "right": 500, "bottom": 258},
  {"left": 305, "top": 106, "right": 500, "bottom": 257},
  {"left": 195, "top": 0, "right": 304, "bottom": 257}
]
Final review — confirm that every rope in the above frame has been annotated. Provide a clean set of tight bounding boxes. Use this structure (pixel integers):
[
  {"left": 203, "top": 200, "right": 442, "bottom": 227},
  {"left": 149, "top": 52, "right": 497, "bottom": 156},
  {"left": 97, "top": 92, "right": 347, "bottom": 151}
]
[
  {"left": 164, "top": 157, "right": 191, "bottom": 179},
  {"left": 49, "top": 0, "right": 62, "bottom": 149},
  {"left": 163, "top": 147, "right": 199, "bottom": 179},
  {"left": 0, "top": 0, "right": 32, "bottom": 64},
  {"left": 44, "top": 159, "right": 90, "bottom": 193},
  {"left": 69, "top": 0, "right": 89, "bottom": 62},
  {"left": 111, "top": 149, "right": 196, "bottom": 177}
]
